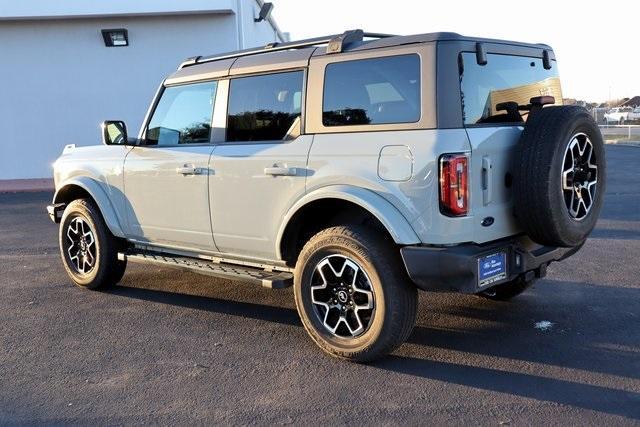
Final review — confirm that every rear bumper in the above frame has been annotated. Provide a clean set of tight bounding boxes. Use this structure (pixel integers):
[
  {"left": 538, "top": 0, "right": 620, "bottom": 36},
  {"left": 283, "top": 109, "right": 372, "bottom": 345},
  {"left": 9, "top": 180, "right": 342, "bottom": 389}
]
[{"left": 401, "top": 236, "right": 583, "bottom": 294}]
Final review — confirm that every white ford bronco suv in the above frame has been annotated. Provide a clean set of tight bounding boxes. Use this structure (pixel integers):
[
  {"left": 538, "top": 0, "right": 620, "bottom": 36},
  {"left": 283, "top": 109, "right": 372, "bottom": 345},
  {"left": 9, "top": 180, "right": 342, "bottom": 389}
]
[{"left": 48, "top": 30, "right": 605, "bottom": 361}]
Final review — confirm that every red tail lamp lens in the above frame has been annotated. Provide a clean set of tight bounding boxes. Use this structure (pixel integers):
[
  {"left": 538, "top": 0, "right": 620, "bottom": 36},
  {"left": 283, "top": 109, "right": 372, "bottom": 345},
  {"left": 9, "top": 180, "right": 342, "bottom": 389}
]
[{"left": 439, "top": 154, "right": 468, "bottom": 216}]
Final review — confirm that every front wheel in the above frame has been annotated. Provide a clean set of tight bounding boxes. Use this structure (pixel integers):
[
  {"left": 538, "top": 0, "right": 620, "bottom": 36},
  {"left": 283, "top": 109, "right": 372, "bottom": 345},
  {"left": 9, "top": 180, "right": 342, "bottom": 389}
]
[
  {"left": 294, "top": 225, "right": 417, "bottom": 362},
  {"left": 59, "top": 199, "right": 126, "bottom": 290}
]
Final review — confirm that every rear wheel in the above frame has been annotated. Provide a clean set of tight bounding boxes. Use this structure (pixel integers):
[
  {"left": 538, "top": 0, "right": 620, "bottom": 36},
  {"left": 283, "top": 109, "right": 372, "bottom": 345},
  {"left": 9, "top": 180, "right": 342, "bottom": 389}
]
[
  {"left": 294, "top": 225, "right": 417, "bottom": 362},
  {"left": 479, "top": 277, "right": 535, "bottom": 301},
  {"left": 59, "top": 199, "right": 126, "bottom": 290}
]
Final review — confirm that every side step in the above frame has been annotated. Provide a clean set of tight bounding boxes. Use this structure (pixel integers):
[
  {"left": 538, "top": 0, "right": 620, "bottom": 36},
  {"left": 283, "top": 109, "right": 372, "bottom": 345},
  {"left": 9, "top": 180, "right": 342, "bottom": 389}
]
[{"left": 118, "top": 251, "right": 293, "bottom": 289}]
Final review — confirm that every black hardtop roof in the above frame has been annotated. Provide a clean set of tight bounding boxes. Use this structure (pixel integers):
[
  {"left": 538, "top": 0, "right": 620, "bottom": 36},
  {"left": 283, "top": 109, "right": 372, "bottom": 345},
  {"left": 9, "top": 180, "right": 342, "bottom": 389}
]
[{"left": 179, "top": 29, "right": 551, "bottom": 70}]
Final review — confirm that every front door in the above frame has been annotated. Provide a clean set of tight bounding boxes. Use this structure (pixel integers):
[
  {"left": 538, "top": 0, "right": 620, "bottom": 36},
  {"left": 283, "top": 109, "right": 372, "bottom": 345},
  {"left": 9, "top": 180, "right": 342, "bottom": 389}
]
[
  {"left": 209, "top": 71, "right": 309, "bottom": 260},
  {"left": 123, "top": 80, "right": 219, "bottom": 251}
]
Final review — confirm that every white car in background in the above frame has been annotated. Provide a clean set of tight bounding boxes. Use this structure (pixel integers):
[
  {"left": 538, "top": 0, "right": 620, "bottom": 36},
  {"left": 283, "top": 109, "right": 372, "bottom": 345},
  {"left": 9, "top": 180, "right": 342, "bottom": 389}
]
[{"left": 604, "top": 107, "right": 640, "bottom": 124}]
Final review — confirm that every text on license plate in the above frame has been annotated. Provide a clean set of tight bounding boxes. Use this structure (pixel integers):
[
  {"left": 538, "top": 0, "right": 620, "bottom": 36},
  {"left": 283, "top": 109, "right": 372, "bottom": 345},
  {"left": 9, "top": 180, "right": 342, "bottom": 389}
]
[{"left": 478, "top": 252, "right": 507, "bottom": 288}]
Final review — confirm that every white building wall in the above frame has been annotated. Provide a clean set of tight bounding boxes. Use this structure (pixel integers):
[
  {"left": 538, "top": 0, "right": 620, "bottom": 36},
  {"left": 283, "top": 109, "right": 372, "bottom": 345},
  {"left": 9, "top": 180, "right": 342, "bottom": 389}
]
[
  {"left": 235, "top": 0, "right": 281, "bottom": 49},
  {"left": 0, "top": 0, "right": 282, "bottom": 180},
  {"left": 0, "top": 0, "right": 237, "bottom": 20}
]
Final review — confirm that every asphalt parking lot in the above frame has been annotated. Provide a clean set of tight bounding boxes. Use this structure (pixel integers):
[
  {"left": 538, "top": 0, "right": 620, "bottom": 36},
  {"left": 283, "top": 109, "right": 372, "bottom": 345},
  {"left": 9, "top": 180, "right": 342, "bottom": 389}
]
[{"left": 1, "top": 145, "right": 639, "bottom": 425}]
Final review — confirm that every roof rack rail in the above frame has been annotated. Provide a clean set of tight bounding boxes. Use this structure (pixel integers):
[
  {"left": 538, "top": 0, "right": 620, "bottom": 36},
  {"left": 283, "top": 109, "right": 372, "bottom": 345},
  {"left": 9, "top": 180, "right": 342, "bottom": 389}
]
[{"left": 178, "top": 29, "right": 395, "bottom": 69}]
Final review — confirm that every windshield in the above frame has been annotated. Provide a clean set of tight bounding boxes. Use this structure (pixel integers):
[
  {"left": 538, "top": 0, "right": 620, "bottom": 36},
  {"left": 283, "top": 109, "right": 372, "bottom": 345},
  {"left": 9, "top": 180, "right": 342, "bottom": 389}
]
[{"left": 460, "top": 52, "right": 562, "bottom": 125}]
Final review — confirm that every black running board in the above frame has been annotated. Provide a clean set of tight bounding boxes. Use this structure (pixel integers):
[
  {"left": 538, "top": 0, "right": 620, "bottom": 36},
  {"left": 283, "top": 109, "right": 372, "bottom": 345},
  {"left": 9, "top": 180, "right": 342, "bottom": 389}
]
[{"left": 118, "top": 251, "right": 293, "bottom": 289}]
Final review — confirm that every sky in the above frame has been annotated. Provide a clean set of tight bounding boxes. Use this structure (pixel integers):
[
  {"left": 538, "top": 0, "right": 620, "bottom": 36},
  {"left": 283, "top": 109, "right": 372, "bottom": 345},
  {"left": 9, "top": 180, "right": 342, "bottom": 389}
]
[{"left": 268, "top": 0, "right": 638, "bottom": 103}]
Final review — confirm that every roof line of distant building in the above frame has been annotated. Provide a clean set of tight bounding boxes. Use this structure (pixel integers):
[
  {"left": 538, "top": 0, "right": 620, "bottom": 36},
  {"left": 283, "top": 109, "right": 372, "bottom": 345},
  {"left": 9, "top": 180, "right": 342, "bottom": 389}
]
[
  {"left": 0, "top": 1, "right": 241, "bottom": 21},
  {"left": 0, "top": 0, "right": 286, "bottom": 43}
]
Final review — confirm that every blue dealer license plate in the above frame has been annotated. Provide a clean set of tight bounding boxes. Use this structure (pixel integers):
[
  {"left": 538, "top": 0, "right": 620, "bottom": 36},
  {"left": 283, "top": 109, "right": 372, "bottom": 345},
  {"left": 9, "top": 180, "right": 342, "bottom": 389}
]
[{"left": 478, "top": 252, "right": 507, "bottom": 288}]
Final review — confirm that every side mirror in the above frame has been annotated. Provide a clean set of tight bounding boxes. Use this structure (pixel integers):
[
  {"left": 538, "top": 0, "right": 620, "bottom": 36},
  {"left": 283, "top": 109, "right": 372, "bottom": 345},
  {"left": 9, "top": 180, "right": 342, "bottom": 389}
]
[{"left": 101, "top": 120, "right": 128, "bottom": 145}]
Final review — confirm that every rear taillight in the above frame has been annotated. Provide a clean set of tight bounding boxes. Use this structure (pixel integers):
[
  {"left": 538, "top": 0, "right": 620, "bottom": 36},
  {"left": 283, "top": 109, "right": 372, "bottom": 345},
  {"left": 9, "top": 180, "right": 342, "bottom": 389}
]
[{"left": 439, "top": 153, "right": 468, "bottom": 216}]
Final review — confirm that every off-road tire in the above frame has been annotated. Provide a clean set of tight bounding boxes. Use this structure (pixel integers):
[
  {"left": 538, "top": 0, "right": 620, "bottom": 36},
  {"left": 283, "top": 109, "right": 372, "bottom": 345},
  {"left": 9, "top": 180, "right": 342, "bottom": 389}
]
[
  {"left": 479, "top": 277, "right": 535, "bottom": 301},
  {"left": 59, "top": 199, "right": 126, "bottom": 290},
  {"left": 514, "top": 106, "right": 606, "bottom": 247},
  {"left": 294, "top": 225, "right": 418, "bottom": 362}
]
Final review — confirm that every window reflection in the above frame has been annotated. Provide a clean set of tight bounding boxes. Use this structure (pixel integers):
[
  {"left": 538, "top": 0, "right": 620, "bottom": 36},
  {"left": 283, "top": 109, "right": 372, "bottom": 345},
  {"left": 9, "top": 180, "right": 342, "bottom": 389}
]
[
  {"left": 460, "top": 53, "right": 562, "bottom": 125},
  {"left": 227, "top": 71, "right": 304, "bottom": 142},
  {"left": 323, "top": 54, "right": 421, "bottom": 126},
  {"left": 146, "top": 81, "right": 217, "bottom": 145}
]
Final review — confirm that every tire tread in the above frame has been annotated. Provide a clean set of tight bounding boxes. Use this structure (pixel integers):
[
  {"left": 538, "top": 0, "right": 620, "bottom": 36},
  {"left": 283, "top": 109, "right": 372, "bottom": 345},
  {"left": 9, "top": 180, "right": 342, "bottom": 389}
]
[{"left": 294, "top": 225, "right": 417, "bottom": 362}]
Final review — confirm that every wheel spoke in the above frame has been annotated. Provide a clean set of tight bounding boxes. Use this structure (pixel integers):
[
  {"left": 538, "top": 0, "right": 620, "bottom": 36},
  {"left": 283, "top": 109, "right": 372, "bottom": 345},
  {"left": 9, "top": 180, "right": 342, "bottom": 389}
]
[
  {"left": 578, "top": 198, "right": 587, "bottom": 217},
  {"left": 562, "top": 168, "right": 574, "bottom": 191},
  {"left": 569, "top": 189, "right": 579, "bottom": 218},
  {"left": 587, "top": 180, "right": 597, "bottom": 199},
  {"left": 66, "top": 219, "right": 79, "bottom": 242},
  {"left": 84, "top": 231, "right": 95, "bottom": 247},
  {"left": 328, "top": 315, "right": 345, "bottom": 334},
  {"left": 85, "top": 249, "right": 95, "bottom": 267},
  {"left": 344, "top": 313, "right": 363, "bottom": 336}
]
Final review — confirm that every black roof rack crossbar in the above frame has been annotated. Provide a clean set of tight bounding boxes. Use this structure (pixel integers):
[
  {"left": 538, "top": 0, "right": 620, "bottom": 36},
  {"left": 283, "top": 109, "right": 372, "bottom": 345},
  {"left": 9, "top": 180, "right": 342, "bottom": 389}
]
[{"left": 179, "top": 30, "right": 396, "bottom": 69}]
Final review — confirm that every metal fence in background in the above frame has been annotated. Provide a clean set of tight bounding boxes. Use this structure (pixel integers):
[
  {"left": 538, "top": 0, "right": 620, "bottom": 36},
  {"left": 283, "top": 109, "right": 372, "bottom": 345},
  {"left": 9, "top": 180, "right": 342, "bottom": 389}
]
[{"left": 598, "top": 124, "right": 640, "bottom": 140}]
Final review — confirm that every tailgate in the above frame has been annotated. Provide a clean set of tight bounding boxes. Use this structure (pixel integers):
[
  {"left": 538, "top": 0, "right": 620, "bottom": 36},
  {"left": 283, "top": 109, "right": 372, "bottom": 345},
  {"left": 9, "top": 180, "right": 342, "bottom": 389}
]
[{"left": 466, "top": 126, "right": 522, "bottom": 243}]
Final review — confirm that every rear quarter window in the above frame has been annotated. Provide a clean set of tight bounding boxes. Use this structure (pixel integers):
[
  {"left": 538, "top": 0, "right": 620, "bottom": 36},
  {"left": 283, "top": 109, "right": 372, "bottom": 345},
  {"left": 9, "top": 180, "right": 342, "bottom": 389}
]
[{"left": 322, "top": 54, "right": 421, "bottom": 126}]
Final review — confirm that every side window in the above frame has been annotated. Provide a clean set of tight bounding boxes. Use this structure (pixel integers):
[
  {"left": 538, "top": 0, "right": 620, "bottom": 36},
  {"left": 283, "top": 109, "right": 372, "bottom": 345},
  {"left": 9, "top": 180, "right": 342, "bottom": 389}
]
[
  {"left": 146, "top": 81, "right": 217, "bottom": 145},
  {"left": 227, "top": 71, "right": 304, "bottom": 142},
  {"left": 323, "top": 54, "right": 421, "bottom": 126}
]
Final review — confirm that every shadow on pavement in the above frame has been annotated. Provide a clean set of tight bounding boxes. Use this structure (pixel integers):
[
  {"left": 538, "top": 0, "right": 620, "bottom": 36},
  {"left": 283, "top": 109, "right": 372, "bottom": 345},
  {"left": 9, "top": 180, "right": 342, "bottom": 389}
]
[
  {"left": 107, "top": 281, "right": 640, "bottom": 420},
  {"left": 107, "top": 285, "right": 300, "bottom": 327},
  {"left": 413, "top": 279, "right": 640, "bottom": 381},
  {"left": 374, "top": 356, "right": 640, "bottom": 420}
]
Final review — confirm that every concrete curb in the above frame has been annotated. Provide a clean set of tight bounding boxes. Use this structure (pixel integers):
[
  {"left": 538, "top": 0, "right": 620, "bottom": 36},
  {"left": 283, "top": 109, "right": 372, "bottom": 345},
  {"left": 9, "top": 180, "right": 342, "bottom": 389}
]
[
  {"left": 605, "top": 140, "right": 640, "bottom": 148},
  {"left": 0, "top": 179, "right": 54, "bottom": 193}
]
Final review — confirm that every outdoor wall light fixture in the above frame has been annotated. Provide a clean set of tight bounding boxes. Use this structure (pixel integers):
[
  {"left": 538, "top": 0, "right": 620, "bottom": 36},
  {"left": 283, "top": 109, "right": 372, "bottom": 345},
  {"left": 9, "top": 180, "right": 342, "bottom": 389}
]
[
  {"left": 101, "top": 29, "right": 129, "bottom": 47},
  {"left": 254, "top": 2, "right": 274, "bottom": 22}
]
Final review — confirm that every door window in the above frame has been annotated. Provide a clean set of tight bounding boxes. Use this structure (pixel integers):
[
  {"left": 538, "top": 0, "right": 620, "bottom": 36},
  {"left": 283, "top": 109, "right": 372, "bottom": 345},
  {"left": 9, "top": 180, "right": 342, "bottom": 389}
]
[
  {"left": 322, "top": 54, "right": 421, "bottom": 126},
  {"left": 146, "top": 81, "right": 217, "bottom": 145},
  {"left": 226, "top": 71, "right": 304, "bottom": 142}
]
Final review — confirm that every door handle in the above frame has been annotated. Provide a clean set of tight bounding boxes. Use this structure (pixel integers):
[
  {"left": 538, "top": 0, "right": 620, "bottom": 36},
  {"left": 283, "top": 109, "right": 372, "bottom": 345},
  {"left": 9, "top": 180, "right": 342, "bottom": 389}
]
[
  {"left": 264, "top": 165, "right": 297, "bottom": 176},
  {"left": 176, "top": 165, "right": 201, "bottom": 175},
  {"left": 482, "top": 156, "right": 492, "bottom": 205}
]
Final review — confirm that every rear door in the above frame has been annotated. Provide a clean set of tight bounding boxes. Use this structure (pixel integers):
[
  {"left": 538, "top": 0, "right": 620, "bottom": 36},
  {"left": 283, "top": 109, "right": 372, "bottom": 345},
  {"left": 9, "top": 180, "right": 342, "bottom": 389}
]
[
  {"left": 459, "top": 52, "right": 563, "bottom": 243},
  {"left": 209, "top": 71, "right": 310, "bottom": 261},
  {"left": 123, "top": 80, "right": 221, "bottom": 251}
]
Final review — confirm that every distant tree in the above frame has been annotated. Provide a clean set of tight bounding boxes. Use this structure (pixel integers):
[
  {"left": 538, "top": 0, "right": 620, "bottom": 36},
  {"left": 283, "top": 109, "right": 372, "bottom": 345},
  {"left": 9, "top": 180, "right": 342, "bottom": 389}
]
[{"left": 604, "top": 98, "right": 626, "bottom": 108}]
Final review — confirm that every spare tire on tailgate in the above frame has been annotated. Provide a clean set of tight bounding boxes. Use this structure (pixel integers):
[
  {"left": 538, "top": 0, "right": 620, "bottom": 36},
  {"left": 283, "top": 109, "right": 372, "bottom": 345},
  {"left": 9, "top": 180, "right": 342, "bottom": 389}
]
[{"left": 513, "top": 106, "right": 606, "bottom": 247}]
